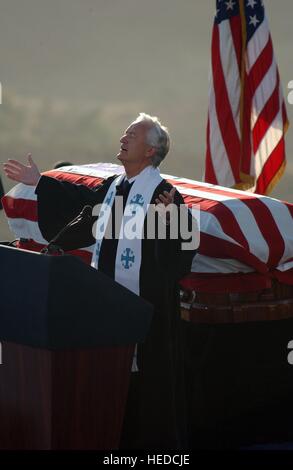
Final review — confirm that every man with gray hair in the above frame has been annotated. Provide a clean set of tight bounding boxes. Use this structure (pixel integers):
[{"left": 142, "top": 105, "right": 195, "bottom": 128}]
[
  {"left": 129, "top": 112, "right": 170, "bottom": 168},
  {"left": 3, "top": 114, "right": 196, "bottom": 449}
]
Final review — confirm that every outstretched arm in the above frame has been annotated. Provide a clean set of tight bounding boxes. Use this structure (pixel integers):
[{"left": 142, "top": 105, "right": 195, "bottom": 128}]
[
  {"left": 3, "top": 154, "right": 41, "bottom": 185},
  {"left": 3, "top": 154, "right": 115, "bottom": 250},
  {"left": 36, "top": 174, "right": 115, "bottom": 250}
]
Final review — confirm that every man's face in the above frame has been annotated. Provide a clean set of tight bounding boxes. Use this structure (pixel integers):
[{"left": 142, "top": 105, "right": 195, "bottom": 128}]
[{"left": 117, "top": 122, "right": 154, "bottom": 165}]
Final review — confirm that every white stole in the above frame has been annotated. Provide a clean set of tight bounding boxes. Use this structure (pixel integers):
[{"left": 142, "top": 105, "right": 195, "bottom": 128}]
[
  {"left": 91, "top": 166, "right": 163, "bottom": 370},
  {"left": 91, "top": 166, "right": 163, "bottom": 293}
]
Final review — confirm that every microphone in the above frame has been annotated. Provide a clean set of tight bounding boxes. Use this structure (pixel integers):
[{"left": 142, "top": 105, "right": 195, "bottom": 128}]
[{"left": 41, "top": 205, "right": 92, "bottom": 255}]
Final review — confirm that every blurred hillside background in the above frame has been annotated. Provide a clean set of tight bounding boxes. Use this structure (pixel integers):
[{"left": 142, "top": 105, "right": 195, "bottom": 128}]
[{"left": 0, "top": 0, "right": 292, "bottom": 239}]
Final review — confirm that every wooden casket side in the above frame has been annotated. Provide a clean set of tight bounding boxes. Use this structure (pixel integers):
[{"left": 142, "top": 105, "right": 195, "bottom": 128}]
[{"left": 181, "top": 279, "right": 293, "bottom": 449}]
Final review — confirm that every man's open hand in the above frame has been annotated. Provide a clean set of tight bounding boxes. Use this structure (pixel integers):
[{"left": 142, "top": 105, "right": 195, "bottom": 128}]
[
  {"left": 155, "top": 187, "right": 177, "bottom": 225},
  {"left": 3, "top": 154, "right": 41, "bottom": 186},
  {"left": 155, "top": 187, "right": 176, "bottom": 207}
]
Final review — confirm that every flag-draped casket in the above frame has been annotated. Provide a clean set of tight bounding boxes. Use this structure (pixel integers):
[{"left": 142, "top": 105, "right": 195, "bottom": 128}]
[
  {"left": 2, "top": 163, "right": 293, "bottom": 447},
  {"left": 2, "top": 162, "right": 293, "bottom": 291}
]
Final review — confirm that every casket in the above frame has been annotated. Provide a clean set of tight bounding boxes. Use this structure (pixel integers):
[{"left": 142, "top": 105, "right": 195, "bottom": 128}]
[
  {"left": 2, "top": 162, "right": 293, "bottom": 448},
  {"left": 181, "top": 281, "right": 293, "bottom": 448}
]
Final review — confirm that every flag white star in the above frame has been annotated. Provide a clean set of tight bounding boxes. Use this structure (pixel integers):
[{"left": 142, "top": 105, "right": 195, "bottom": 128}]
[
  {"left": 249, "top": 15, "right": 260, "bottom": 27},
  {"left": 247, "top": 0, "right": 257, "bottom": 8},
  {"left": 215, "top": 8, "right": 220, "bottom": 17},
  {"left": 225, "top": 0, "right": 235, "bottom": 11}
]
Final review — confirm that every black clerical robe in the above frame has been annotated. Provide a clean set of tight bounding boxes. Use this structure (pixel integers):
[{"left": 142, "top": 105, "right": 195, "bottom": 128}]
[{"left": 36, "top": 173, "right": 196, "bottom": 449}]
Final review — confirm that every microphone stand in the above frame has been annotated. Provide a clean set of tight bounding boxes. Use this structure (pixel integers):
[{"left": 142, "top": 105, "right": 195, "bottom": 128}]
[{"left": 40, "top": 205, "right": 92, "bottom": 255}]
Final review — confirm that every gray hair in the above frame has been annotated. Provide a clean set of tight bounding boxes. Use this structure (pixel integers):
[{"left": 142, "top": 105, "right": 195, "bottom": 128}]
[{"left": 132, "top": 113, "right": 170, "bottom": 167}]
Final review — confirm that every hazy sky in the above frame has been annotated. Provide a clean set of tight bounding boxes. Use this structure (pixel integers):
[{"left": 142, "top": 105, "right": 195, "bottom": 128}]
[{"left": 0, "top": 0, "right": 292, "bottom": 205}]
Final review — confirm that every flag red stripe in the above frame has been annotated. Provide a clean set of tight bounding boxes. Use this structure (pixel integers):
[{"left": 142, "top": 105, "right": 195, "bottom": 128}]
[
  {"left": 252, "top": 73, "right": 280, "bottom": 154},
  {"left": 248, "top": 35, "right": 273, "bottom": 97},
  {"left": 199, "top": 232, "right": 268, "bottom": 274},
  {"left": 181, "top": 271, "right": 271, "bottom": 293},
  {"left": 205, "top": 117, "right": 218, "bottom": 182},
  {"left": 255, "top": 137, "right": 285, "bottom": 194},
  {"left": 44, "top": 171, "right": 104, "bottom": 188},
  {"left": 211, "top": 25, "right": 241, "bottom": 180},
  {"left": 241, "top": 72, "right": 253, "bottom": 174},
  {"left": 17, "top": 239, "right": 92, "bottom": 263},
  {"left": 242, "top": 198, "right": 285, "bottom": 266},
  {"left": 183, "top": 194, "right": 250, "bottom": 250},
  {"left": 2, "top": 196, "right": 38, "bottom": 221},
  {"left": 229, "top": 15, "right": 242, "bottom": 73}
]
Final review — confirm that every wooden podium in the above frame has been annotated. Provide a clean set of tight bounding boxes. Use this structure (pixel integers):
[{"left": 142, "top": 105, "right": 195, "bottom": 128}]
[{"left": 0, "top": 246, "right": 153, "bottom": 449}]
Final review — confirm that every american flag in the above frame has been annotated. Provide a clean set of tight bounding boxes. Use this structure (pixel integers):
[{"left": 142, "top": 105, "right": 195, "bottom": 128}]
[{"left": 205, "top": 0, "right": 289, "bottom": 195}]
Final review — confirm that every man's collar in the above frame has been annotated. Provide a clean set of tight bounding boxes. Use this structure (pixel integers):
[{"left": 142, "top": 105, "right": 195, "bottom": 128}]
[
  {"left": 126, "top": 174, "right": 136, "bottom": 184},
  {"left": 125, "top": 165, "right": 153, "bottom": 183}
]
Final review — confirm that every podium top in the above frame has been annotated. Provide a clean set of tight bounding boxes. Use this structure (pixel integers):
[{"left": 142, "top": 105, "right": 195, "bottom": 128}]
[{"left": 0, "top": 245, "right": 153, "bottom": 350}]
